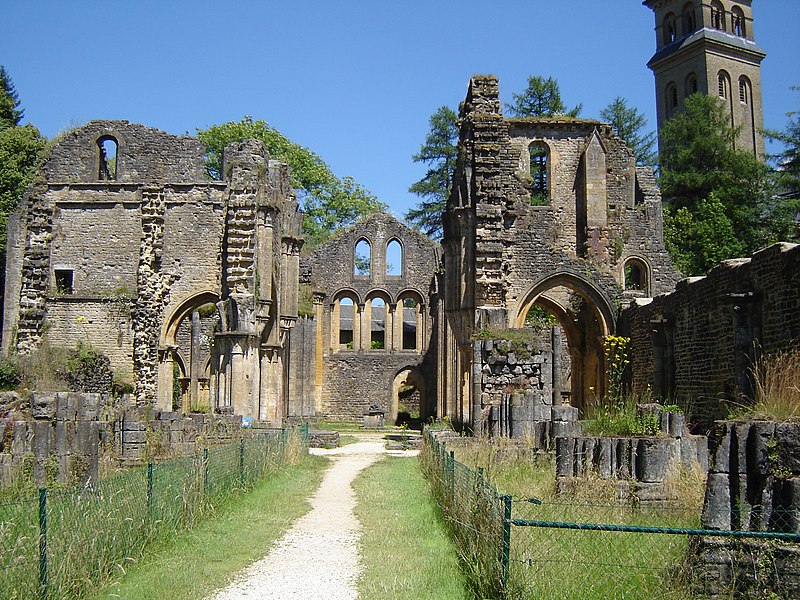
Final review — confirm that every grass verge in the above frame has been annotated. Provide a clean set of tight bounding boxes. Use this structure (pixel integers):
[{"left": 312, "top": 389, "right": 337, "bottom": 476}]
[
  {"left": 94, "top": 454, "right": 329, "bottom": 600},
  {"left": 353, "top": 456, "right": 470, "bottom": 600}
]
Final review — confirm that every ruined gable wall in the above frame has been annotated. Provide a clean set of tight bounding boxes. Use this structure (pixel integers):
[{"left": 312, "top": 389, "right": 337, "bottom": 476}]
[
  {"left": 45, "top": 120, "right": 206, "bottom": 184},
  {"left": 621, "top": 243, "right": 800, "bottom": 407},
  {"left": 300, "top": 212, "right": 439, "bottom": 419}
]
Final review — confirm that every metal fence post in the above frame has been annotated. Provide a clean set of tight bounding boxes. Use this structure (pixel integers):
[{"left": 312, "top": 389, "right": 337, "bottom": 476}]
[
  {"left": 203, "top": 447, "right": 209, "bottom": 493},
  {"left": 147, "top": 463, "right": 154, "bottom": 515},
  {"left": 449, "top": 450, "right": 455, "bottom": 506},
  {"left": 38, "top": 487, "right": 48, "bottom": 600},
  {"left": 239, "top": 438, "right": 245, "bottom": 487},
  {"left": 501, "top": 494, "right": 512, "bottom": 592}
]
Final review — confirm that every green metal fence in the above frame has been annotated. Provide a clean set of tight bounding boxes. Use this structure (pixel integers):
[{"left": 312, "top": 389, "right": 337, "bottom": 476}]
[
  {"left": 0, "top": 425, "right": 308, "bottom": 599},
  {"left": 422, "top": 429, "right": 800, "bottom": 599}
]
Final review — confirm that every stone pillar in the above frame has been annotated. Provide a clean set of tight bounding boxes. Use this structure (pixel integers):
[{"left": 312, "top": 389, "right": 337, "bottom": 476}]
[
  {"left": 189, "top": 310, "right": 201, "bottom": 412},
  {"left": 314, "top": 294, "right": 324, "bottom": 411},
  {"left": 552, "top": 326, "right": 563, "bottom": 406},
  {"left": 358, "top": 303, "right": 368, "bottom": 350},
  {"left": 156, "top": 346, "right": 176, "bottom": 412},
  {"left": 257, "top": 211, "right": 274, "bottom": 302},
  {"left": 385, "top": 303, "right": 395, "bottom": 350}
]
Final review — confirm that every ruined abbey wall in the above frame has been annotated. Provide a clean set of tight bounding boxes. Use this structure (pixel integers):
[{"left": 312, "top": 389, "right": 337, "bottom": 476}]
[
  {"left": 298, "top": 213, "right": 439, "bottom": 421},
  {"left": 621, "top": 242, "right": 800, "bottom": 413}
]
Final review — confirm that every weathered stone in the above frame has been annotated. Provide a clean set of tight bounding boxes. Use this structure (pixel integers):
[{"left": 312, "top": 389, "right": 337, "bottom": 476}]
[
  {"left": 635, "top": 438, "right": 670, "bottom": 482},
  {"left": 702, "top": 472, "right": 731, "bottom": 530}
]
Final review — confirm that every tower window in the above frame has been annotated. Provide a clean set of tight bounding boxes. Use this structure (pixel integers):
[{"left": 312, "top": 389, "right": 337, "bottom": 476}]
[
  {"left": 739, "top": 77, "right": 751, "bottom": 104},
  {"left": 710, "top": 1, "right": 725, "bottom": 31},
  {"left": 666, "top": 83, "right": 679, "bottom": 118},
  {"left": 528, "top": 141, "right": 549, "bottom": 205},
  {"left": 685, "top": 73, "right": 698, "bottom": 97},
  {"left": 663, "top": 13, "right": 677, "bottom": 44},
  {"left": 97, "top": 136, "right": 118, "bottom": 180},
  {"left": 681, "top": 3, "right": 696, "bottom": 35},
  {"left": 731, "top": 7, "right": 746, "bottom": 37},
  {"left": 718, "top": 71, "right": 731, "bottom": 100}
]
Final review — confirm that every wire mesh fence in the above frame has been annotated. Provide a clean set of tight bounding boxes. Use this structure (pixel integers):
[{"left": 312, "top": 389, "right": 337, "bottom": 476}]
[
  {"left": 0, "top": 425, "right": 307, "bottom": 599},
  {"left": 422, "top": 429, "right": 800, "bottom": 599}
]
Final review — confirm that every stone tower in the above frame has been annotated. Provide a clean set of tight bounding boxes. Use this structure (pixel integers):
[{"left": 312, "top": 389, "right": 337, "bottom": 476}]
[{"left": 644, "top": 0, "right": 766, "bottom": 158}]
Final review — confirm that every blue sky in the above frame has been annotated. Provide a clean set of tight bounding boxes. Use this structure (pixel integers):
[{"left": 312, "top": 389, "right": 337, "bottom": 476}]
[{"left": 2, "top": 1, "right": 798, "bottom": 219}]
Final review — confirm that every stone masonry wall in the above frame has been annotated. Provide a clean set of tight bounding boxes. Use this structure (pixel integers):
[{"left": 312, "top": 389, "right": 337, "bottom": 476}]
[{"left": 621, "top": 243, "right": 800, "bottom": 408}]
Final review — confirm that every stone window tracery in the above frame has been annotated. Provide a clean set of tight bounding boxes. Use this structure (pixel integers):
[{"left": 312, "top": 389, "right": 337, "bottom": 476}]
[{"left": 528, "top": 141, "right": 549, "bottom": 206}]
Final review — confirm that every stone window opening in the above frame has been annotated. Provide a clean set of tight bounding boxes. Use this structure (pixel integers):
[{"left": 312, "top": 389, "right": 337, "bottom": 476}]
[
  {"left": 54, "top": 269, "right": 74, "bottom": 295},
  {"left": 336, "top": 297, "right": 355, "bottom": 350},
  {"left": 624, "top": 258, "right": 650, "bottom": 295},
  {"left": 739, "top": 76, "right": 750, "bottom": 104},
  {"left": 710, "top": 1, "right": 725, "bottom": 31},
  {"left": 663, "top": 13, "right": 678, "bottom": 44},
  {"left": 369, "top": 297, "right": 386, "bottom": 350},
  {"left": 97, "top": 136, "right": 118, "bottom": 180},
  {"left": 681, "top": 3, "right": 696, "bottom": 35},
  {"left": 718, "top": 71, "right": 730, "bottom": 100},
  {"left": 401, "top": 297, "right": 419, "bottom": 350},
  {"left": 528, "top": 141, "right": 549, "bottom": 206},
  {"left": 666, "top": 83, "right": 679, "bottom": 118},
  {"left": 685, "top": 73, "right": 698, "bottom": 97},
  {"left": 386, "top": 239, "right": 403, "bottom": 277},
  {"left": 731, "top": 7, "right": 746, "bottom": 37},
  {"left": 354, "top": 239, "right": 371, "bottom": 277}
]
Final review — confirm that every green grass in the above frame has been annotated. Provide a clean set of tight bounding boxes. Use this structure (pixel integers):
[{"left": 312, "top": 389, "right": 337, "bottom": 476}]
[
  {"left": 338, "top": 434, "right": 360, "bottom": 447},
  {"left": 353, "top": 457, "right": 470, "bottom": 599},
  {"left": 93, "top": 454, "right": 329, "bottom": 600}
]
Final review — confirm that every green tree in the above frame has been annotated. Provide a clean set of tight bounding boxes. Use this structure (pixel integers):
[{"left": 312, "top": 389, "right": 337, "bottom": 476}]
[
  {"left": 405, "top": 106, "right": 458, "bottom": 238},
  {"left": 600, "top": 96, "right": 657, "bottom": 166},
  {"left": 505, "top": 75, "right": 582, "bottom": 118},
  {"left": 0, "top": 66, "right": 24, "bottom": 129},
  {"left": 0, "top": 66, "right": 45, "bottom": 256},
  {"left": 659, "top": 93, "right": 772, "bottom": 274},
  {"left": 764, "top": 87, "right": 800, "bottom": 241},
  {"left": 197, "top": 116, "right": 385, "bottom": 246}
]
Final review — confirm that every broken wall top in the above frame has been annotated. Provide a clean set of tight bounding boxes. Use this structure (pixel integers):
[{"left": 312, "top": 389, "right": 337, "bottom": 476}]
[{"left": 44, "top": 120, "right": 207, "bottom": 184}]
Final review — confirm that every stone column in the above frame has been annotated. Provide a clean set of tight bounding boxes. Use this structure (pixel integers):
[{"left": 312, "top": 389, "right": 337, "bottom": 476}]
[
  {"left": 156, "top": 346, "right": 177, "bottom": 412},
  {"left": 385, "top": 303, "right": 396, "bottom": 350}
]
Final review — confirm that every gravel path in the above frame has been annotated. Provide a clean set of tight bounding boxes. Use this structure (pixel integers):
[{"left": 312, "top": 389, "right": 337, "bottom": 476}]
[{"left": 209, "top": 435, "right": 417, "bottom": 600}]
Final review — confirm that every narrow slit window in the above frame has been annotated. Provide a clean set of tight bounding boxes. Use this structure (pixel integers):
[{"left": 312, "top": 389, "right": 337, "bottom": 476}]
[
  {"left": 528, "top": 142, "right": 549, "bottom": 206},
  {"left": 98, "top": 136, "right": 118, "bottom": 180},
  {"left": 739, "top": 77, "right": 750, "bottom": 104},
  {"left": 718, "top": 72, "right": 730, "bottom": 99}
]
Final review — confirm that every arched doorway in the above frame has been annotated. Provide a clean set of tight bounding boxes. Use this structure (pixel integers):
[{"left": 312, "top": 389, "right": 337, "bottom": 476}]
[
  {"left": 158, "top": 291, "right": 220, "bottom": 412},
  {"left": 390, "top": 367, "right": 426, "bottom": 426},
  {"left": 514, "top": 273, "right": 616, "bottom": 415}
]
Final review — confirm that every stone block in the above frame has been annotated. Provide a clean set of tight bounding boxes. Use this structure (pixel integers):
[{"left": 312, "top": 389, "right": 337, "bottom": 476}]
[
  {"left": 124, "top": 430, "right": 147, "bottom": 444},
  {"left": 555, "top": 437, "right": 575, "bottom": 477},
  {"left": 632, "top": 482, "right": 668, "bottom": 502},
  {"left": 551, "top": 420, "right": 579, "bottom": 439},
  {"left": 596, "top": 438, "right": 613, "bottom": 478},
  {"left": 702, "top": 472, "right": 731, "bottom": 530},
  {"left": 777, "top": 423, "right": 800, "bottom": 474},
  {"left": 668, "top": 412, "right": 685, "bottom": 437},
  {"left": 552, "top": 406, "right": 578, "bottom": 422},
  {"left": 32, "top": 420, "right": 51, "bottom": 459},
  {"left": 635, "top": 438, "right": 670, "bottom": 482},
  {"left": 615, "top": 438, "right": 633, "bottom": 479},
  {"left": 32, "top": 392, "right": 56, "bottom": 420},
  {"left": 733, "top": 422, "right": 751, "bottom": 474},
  {"left": 748, "top": 421, "right": 775, "bottom": 475},
  {"left": 533, "top": 404, "right": 552, "bottom": 422},
  {"left": 708, "top": 421, "right": 733, "bottom": 473}
]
